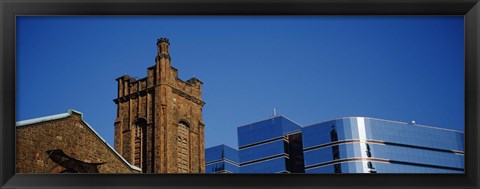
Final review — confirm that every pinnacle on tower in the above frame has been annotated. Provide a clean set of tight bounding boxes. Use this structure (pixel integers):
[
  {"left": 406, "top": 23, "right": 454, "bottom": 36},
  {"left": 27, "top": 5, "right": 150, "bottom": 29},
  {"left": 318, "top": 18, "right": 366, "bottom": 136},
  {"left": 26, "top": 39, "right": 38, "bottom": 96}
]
[
  {"left": 157, "top": 37, "right": 170, "bottom": 45},
  {"left": 156, "top": 37, "right": 170, "bottom": 60}
]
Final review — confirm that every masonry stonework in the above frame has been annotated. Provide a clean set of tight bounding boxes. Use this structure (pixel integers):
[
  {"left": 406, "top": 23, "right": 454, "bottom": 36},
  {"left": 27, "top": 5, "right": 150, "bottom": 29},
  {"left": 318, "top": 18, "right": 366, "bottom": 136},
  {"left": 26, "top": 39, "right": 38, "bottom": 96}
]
[
  {"left": 113, "top": 38, "right": 206, "bottom": 173},
  {"left": 16, "top": 111, "right": 140, "bottom": 173}
]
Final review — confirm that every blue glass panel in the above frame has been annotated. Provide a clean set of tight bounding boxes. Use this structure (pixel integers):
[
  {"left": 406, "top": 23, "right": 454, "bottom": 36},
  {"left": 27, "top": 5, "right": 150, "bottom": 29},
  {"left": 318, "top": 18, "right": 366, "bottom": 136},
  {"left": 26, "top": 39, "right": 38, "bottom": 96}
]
[
  {"left": 223, "top": 145, "right": 240, "bottom": 162},
  {"left": 240, "top": 157, "right": 288, "bottom": 173},
  {"left": 281, "top": 117, "right": 303, "bottom": 134},
  {"left": 367, "top": 143, "right": 464, "bottom": 169},
  {"left": 238, "top": 117, "right": 284, "bottom": 147},
  {"left": 239, "top": 140, "right": 286, "bottom": 163},
  {"left": 303, "top": 142, "right": 464, "bottom": 173},
  {"left": 238, "top": 116, "right": 301, "bottom": 147},
  {"left": 206, "top": 161, "right": 239, "bottom": 173},
  {"left": 365, "top": 118, "right": 464, "bottom": 151},
  {"left": 304, "top": 143, "right": 366, "bottom": 166},
  {"left": 205, "top": 145, "right": 224, "bottom": 163},
  {"left": 305, "top": 165, "right": 335, "bottom": 173},
  {"left": 301, "top": 120, "right": 338, "bottom": 149},
  {"left": 304, "top": 147, "right": 332, "bottom": 166},
  {"left": 223, "top": 162, "right": 240, "bottom": 173},
  {"left": 306, "top": 161, "right": 463, "bottom": 174},
  {"left": 371, "top": 161, "right": 463, "bottom": 173},
  {"left": 205, "top": 144, "right": 239, "bottom": 164}
]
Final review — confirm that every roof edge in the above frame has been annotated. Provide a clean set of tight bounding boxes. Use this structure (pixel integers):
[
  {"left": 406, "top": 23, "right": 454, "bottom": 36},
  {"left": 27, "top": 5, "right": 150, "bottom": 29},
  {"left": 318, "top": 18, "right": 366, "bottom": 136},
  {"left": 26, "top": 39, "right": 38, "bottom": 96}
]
[
  {"left": 236, "top": 115, "right": 301, "bottom": 128},
  {"left": 206, "top": 144, "right": 238, "bottom": 151},
  {"left": 304, "top": 116, "right": 464, "bottom": 133}
]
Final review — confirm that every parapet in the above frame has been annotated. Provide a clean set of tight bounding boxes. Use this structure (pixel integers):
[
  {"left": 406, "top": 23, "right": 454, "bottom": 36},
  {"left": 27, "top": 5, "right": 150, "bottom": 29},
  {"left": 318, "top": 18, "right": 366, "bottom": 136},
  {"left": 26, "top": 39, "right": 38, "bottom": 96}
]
[
  {"left": 157, "top": 37, "right": 170, "bottom": 45},
  {"left": 187, "top": 77, "right": 203, "bottom": 86}
]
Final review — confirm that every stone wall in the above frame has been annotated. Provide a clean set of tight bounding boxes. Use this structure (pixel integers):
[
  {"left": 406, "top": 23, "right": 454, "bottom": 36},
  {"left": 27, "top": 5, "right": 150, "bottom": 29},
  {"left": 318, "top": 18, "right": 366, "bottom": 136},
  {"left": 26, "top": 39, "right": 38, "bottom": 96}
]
[{"left": 16, "top": 110, "right": 141, "bottom": 173}]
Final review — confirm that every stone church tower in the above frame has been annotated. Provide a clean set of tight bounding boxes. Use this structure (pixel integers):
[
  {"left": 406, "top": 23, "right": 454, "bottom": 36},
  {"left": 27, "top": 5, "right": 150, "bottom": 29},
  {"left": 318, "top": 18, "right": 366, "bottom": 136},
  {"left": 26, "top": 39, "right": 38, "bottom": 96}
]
[{"left": 113, "top": 38, "right": 205, "bottom": 173}]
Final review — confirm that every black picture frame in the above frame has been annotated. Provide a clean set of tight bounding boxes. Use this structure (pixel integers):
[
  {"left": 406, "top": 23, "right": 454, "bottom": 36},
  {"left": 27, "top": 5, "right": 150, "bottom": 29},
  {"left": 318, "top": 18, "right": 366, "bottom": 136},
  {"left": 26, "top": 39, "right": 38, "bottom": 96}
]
[{"left": 1, "top": 0, "right": 479, "bottom": 188}]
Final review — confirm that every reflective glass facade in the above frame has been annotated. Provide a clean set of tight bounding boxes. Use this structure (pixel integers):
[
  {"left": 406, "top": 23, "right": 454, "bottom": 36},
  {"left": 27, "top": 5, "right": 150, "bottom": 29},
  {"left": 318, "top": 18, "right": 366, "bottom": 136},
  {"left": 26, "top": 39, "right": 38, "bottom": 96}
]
[
  {"left": 206, "top": 116, "right": 464, "bottom": 173},
  {"left": 237, "top": 116, "right": 305, "bottom": 173},
  {"left": 205, "top": 145, "right": 239, "bottom": 173},
  {"left": 302, "top": 117, "right": 464, "bottom": 173}
]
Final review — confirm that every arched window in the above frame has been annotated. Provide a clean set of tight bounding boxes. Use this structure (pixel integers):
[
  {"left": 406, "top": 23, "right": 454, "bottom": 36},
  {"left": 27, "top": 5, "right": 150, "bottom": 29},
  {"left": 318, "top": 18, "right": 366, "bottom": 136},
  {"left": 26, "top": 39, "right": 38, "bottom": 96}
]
[
  {"left": 134, "top": 118, "right": 147, "bottom": 173},
  {"left": 177, "top": 121, "right": 190, "bottom": 173}
]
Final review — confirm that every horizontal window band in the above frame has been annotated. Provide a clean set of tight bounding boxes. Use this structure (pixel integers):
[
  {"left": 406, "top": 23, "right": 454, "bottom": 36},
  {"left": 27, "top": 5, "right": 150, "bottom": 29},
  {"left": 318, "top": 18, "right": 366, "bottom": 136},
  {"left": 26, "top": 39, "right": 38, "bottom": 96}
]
[
  {"left": 305, "top": 157, "right": 464, "bottom": 172},
  {"left": 240, "top": 153, "right": 289, "bottom": 167},
  {"left": 239, "top": 136, "right": 287, "bottom": 150},
  {"left": 369, "top": 141, "right": 464, "bottom": 155},
  {"left": 303, "top": 139, "right": 384, "bottom": 152},
  {"left": 305, "top": 157, "right": 390, "bottom": 170},
  {"left": 303, "top": 139, "right": 464, "bottom": 155},
  {"left": 205, "top": 158, "right": 239, "bottom": 166},
  {"left": 388, "top": 159, "right": 464, "bottom": 171}
]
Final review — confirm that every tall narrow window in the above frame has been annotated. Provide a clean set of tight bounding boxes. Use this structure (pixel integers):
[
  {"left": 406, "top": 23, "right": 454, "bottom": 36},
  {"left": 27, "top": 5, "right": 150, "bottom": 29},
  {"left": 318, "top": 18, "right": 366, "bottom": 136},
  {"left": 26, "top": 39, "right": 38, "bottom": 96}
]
[
  {"left": 134, "top": 137, "right": 141, "bottom": 168},
  {"left": 134, "top": 118, "right": 147, "bottom": 173},
  {"left": 177, "top": 121, "right": 190, "bottom": 173}
]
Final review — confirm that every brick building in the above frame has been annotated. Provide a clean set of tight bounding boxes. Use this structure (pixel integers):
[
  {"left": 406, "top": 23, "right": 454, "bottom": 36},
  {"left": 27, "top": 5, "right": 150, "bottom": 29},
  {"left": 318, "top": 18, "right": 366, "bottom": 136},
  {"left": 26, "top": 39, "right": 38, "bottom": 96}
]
[
  {"left": 113, "top": 38, "right": 206, "bottom": 173},
  {"left": 16, "top": 109, "right": 141, "bottom": 173}
]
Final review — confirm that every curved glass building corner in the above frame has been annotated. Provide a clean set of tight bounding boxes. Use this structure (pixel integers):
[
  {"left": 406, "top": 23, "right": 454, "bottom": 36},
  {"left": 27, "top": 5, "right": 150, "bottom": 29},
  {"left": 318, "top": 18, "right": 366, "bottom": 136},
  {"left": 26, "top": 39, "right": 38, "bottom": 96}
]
[{"left": 302, "top": 117, "right": 464, "bottom": 173}]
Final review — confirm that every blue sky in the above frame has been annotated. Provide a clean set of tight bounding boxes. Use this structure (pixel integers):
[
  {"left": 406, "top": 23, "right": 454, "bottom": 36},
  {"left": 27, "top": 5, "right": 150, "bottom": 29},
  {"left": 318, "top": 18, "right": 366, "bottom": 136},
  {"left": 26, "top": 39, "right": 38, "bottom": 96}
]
[{"left": 16, "top": 16, "right": 464, "bottom": 149}]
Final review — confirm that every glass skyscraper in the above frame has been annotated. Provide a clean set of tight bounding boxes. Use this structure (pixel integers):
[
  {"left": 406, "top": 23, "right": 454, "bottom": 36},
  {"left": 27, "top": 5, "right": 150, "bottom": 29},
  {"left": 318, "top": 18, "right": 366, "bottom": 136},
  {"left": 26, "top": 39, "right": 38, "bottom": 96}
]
[{"left": 205, "top": 116, "right": 464, "bottom": 174}]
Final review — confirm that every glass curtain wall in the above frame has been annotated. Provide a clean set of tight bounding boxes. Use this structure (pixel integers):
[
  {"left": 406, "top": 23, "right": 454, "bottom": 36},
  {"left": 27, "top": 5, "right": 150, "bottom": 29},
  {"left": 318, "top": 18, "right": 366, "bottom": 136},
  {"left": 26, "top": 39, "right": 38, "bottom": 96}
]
[
  {"left": 237, "top": 116, "right": 305, "bottom": 173},
  {"left": 302, "top": 117, "right": 464, "bottom": 173}
]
